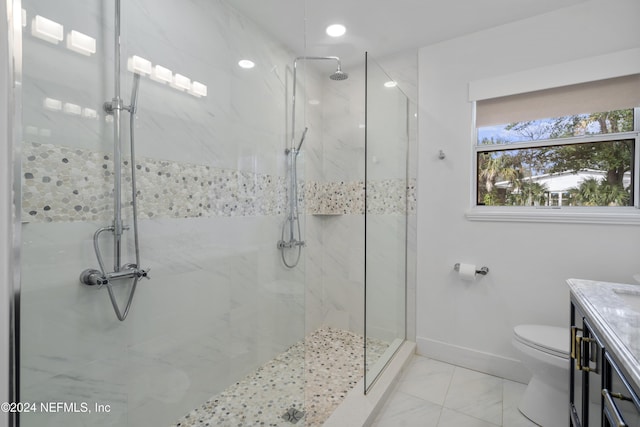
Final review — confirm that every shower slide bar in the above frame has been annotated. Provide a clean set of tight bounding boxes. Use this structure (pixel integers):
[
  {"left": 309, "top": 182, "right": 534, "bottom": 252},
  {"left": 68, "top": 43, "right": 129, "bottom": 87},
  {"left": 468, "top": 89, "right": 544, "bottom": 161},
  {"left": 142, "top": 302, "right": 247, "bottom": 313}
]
[
  {"left": 278, "top": 56, "right": 348, "bottom": 268},
  {"left": 79, "top": 0, "right": 149, "bottom": 321}
]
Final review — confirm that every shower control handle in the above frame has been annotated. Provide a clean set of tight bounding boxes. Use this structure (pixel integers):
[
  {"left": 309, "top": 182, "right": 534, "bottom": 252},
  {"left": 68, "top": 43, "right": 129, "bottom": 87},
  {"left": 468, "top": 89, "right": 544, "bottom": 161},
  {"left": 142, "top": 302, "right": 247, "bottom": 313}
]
[
  {"left": 121, "top": 263, "right": 151, "bottom": 279},
  {"left": 137, "top": 268, "right": 150, "bottom": 279},
  {"left": 80, "top": 269, "right": 109, "bottom": 287},
  {"left": 81, "top": 265, "right": 150, "bottom": 288},
  {"left": 103, "top": 98, "right": 129, "bottom": 115},
  {"left": 277, "top": 239, "right": 306, "bottom": 249}
]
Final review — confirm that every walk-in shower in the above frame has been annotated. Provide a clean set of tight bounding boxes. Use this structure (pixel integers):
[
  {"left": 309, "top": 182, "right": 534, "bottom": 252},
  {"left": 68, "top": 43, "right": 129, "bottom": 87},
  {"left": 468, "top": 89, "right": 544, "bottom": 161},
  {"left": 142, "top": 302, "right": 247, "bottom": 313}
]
[
  {"left": 79, "top": 0, "right": 149, "bottom": 321},
  {"left": 277, "top": 56, "right": 348, "bottom": 268},
  {"left": 10, "top": 1, "right": 413, "bottom": 426}
]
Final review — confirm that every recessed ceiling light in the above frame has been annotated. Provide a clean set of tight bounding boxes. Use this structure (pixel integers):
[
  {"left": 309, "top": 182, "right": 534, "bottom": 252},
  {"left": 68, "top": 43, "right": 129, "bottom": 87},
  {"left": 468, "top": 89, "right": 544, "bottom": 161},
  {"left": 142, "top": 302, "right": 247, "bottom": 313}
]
[
  {"left": 238, "top": 59, "right": 255, "bottom": 69},
  {"left": 384, "top": 81, "right": 398, "bottom": 88},
  {"left": 326, "top": 24, "right": 346, "bottom": 38}
]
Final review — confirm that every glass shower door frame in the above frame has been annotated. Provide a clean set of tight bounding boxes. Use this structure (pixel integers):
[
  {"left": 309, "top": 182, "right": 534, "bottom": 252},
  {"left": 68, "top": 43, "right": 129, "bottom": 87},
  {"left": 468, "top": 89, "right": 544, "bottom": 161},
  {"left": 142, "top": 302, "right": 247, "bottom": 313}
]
[
  {"left": 3, "top": 1, "right": 23, "bottom": 426},
  {"left": 363, "top": 52, "right": 409, "bottom": 393}
]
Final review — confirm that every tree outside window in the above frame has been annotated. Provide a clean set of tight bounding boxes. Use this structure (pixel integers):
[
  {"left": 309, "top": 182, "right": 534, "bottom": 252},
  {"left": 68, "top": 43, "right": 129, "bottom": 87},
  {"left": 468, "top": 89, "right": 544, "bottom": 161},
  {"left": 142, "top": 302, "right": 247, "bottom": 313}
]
[{"left": 476, "top": 109, "right": 635, "bottom": 207}]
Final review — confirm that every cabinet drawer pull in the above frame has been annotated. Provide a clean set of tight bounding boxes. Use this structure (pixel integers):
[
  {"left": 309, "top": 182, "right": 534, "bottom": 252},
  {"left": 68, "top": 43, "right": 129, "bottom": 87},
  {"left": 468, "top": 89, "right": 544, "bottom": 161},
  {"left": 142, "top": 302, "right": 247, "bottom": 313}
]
[
  {"left": 580, "top": 337, "right": 598, "bottom": 373},
  {"left": 575, "top": 336, "right": 583, "bottom": 371},
  {"left": 609, "top": 392, "right": 633, "bottom": 402},
  {"left": 569, "top": 403, "right": 582, "bottom": 427},
  {"left": 571, "top": 327, "right": 599, "bottom": 372},
  {"left": 571, "top": 326, "right": 580, "bottom": 360},
  {"left": 603, "top": 388, "right": 628, "bottom": 427}
]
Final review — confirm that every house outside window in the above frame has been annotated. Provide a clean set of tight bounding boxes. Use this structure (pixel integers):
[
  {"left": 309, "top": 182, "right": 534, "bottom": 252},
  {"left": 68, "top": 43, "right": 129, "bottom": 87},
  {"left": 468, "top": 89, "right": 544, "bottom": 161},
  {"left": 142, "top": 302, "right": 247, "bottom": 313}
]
[{"left": 474, "top": 75, "right": 640, "bottom": 209}]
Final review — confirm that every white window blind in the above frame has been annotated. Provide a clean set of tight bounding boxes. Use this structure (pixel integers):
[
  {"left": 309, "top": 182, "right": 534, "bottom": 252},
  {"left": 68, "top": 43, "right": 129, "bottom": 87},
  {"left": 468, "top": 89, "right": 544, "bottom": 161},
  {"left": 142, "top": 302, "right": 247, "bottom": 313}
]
[{"left": 476, "top": 74, "right": 640, "bottom": 128}]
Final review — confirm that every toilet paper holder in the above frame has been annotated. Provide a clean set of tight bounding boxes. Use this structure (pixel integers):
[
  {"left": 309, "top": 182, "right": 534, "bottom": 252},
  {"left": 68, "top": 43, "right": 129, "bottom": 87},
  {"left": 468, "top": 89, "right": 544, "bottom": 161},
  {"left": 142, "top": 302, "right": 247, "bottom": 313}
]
[{"left": 454, "top": 263, "right": 489, "bottom": 275}]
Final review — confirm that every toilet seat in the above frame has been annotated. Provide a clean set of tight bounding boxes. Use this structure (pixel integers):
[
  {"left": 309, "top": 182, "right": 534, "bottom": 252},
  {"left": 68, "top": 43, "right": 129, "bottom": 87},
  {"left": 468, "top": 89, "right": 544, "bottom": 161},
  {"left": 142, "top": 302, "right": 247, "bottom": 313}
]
[{"left": 513, "top": 325, "right": 569, "bottom": 359}]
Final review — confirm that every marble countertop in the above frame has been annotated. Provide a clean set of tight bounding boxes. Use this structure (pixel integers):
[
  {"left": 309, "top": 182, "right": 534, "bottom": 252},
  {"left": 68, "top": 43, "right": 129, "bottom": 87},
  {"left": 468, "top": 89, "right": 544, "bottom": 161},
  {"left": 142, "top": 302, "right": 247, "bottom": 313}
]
[{"left": 568, "top": 278, "right": 640, "bottom": 391}]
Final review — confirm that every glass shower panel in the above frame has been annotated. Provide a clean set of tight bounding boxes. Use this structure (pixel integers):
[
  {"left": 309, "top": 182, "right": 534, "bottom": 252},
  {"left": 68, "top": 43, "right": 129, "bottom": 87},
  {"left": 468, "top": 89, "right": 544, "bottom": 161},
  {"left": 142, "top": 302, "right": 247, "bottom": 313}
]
[
  {"left": 19, "top": 0, "right": 307, "bottom": 426},
  {"left": 364, "top": 54, "right": 408, "bottom": 392},
  {"left": 19, "top": 1, "right": 126, "bottom": 426}
]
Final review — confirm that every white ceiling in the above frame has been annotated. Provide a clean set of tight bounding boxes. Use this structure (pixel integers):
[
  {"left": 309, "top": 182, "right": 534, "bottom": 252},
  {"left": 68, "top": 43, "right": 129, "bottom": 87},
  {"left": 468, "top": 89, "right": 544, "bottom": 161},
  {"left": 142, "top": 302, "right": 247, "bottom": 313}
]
[{"left": 231, "top": 0, "right": 586, "bottom": 65}]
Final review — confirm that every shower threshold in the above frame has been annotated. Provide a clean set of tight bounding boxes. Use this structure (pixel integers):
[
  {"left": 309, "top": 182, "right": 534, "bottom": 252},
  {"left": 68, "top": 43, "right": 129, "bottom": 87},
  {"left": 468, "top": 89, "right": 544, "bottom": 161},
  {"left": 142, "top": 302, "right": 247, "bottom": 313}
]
[{"left": 173, "top": 328, "right": 388, "bottom": 427}]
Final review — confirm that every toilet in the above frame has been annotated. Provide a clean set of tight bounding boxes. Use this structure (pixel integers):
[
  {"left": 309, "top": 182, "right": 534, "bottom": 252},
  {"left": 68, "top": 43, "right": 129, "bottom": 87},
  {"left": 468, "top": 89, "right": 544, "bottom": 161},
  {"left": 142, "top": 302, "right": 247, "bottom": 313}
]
[{"left": 512, "top": 324, "right": 570, "bottom": 427}]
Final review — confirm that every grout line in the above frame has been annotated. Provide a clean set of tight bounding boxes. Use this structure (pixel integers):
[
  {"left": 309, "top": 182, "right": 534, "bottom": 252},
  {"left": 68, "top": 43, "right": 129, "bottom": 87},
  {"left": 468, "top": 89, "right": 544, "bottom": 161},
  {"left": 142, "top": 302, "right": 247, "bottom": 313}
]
[
  {"left": 434, "top": 406, "right": 444, "bottom": 426},
  {"left": 501, "top": 379, "right": 505, "bottom": 427},
  {"left": 441, "top": 363, "right": 456, "bottom": 409}
]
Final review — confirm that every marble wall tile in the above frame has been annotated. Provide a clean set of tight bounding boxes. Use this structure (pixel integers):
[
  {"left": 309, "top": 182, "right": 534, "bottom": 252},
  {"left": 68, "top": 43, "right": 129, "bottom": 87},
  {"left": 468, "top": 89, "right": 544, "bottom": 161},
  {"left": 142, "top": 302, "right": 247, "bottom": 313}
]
[
  {"left": 20, "top": 216, "right": 305, "bottom": 426},
  {"left": 21, "top": 357, "right": 129, "bottom": 427}
]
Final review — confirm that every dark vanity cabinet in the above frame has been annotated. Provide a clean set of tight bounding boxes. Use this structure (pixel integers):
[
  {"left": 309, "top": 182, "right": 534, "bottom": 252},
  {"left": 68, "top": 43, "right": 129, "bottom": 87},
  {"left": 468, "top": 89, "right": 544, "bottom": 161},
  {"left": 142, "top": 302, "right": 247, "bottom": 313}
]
[
  {"left": 570, "top": 302, "right": 603, "bottom": 427},
  {"left": 602, "top": 352, "right": 640, "bottom": 427},
  {"left": 570, "top": 300, "right": 640, "bottom": 427}
]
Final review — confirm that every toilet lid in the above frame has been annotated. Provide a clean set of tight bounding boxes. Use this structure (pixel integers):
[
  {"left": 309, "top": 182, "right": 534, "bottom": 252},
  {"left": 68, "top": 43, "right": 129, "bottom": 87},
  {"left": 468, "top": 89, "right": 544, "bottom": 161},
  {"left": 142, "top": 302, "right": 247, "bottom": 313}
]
[{"left": 514, "top": 325, "right": 570, "bottom": 358}]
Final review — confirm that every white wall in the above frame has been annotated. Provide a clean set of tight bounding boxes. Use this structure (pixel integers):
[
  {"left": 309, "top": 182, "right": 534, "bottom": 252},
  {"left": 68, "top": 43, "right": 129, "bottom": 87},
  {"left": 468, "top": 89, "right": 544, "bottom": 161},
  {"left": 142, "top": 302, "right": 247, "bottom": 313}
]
[{"left": 417, "top": 0, "right": 640, "bottom": 382}]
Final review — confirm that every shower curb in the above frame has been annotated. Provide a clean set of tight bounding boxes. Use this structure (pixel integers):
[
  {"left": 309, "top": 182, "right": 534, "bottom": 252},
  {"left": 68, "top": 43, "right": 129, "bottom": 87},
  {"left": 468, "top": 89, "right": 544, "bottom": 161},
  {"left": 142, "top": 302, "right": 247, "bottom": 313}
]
[{"left": 321, "top": 340, "right": 416, "bottom": 427}]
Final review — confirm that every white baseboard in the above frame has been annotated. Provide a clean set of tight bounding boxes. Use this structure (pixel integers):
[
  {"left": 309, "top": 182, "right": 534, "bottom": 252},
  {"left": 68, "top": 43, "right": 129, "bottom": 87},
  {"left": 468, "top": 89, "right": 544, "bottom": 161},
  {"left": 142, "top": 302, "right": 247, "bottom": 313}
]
[{"left": 416, "top": 336, "right": 531, "bottom": 384}]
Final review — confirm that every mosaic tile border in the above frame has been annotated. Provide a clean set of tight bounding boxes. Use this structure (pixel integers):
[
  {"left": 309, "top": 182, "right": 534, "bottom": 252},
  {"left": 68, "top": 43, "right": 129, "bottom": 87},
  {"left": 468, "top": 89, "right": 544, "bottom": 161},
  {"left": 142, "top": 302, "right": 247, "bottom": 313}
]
[{"left": 21, "top": 142, "right": 417, "bottom": 223}]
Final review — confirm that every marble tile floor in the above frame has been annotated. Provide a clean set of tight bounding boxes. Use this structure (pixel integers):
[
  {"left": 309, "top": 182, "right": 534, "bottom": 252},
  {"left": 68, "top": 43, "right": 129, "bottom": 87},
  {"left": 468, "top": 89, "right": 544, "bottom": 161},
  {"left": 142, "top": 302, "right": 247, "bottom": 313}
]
[
  {"left": 372, "top": 355, "right": 540, "bottom": 427},
  {"left": 173, "top": 327, "right": 389, "bottom": 427}
]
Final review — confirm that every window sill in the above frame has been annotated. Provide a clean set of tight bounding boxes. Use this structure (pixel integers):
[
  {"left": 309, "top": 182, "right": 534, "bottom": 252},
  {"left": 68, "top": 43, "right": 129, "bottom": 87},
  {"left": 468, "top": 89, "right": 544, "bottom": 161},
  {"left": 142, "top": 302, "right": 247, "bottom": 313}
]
[{"left": 465, "top": 207, "right": 640, "bottom": 225}]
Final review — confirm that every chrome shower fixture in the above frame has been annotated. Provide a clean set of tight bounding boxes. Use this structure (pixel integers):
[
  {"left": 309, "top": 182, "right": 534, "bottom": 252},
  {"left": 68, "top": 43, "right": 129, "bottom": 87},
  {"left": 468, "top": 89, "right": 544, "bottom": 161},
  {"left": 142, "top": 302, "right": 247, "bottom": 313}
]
[
  {"left": 329, "top": 64, "right": 349, "bottom": 81},
  {"left": 80, "top": 0, "right": 149, "bottom": 321},
  {"left": 294, "top": 56, "right": 349, "bottom": 82},
  {"left": 296, "top": 126, "right": 309, "bottom": 152},
  {"left": 278, "top": 55, "right": 348, "bottom": 269}
]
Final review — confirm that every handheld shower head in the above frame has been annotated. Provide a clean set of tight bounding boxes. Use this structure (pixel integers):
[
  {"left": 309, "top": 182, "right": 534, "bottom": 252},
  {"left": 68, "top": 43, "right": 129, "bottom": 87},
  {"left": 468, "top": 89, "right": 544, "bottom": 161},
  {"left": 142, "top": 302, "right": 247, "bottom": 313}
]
[
  {"left": 296, "top": 127, "right": 309, "bottom": 153},
  {"left": 130, "top": 73, "right": 141, "bottom": 114}
]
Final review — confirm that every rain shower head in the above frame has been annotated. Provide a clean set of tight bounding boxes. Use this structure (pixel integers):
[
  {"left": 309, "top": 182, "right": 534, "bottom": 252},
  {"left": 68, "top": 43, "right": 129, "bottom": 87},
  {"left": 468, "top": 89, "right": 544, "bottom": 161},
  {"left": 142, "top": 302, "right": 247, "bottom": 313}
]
[
  {"left": 328, "top": 59, "right": 348, "bottom": 80},
  {"left": 329, "top": 68, "right": 348, "bottom": 81},
  {"left": 294, "top": 56, "right": 348, "bottom": 81}
]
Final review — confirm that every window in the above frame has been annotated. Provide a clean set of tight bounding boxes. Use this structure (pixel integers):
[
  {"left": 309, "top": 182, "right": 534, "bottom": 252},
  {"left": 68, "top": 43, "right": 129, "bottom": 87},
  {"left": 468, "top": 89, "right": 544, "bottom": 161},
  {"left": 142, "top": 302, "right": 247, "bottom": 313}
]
[{"left": 474, "top": 75, "right": 640, "bottom": 209}]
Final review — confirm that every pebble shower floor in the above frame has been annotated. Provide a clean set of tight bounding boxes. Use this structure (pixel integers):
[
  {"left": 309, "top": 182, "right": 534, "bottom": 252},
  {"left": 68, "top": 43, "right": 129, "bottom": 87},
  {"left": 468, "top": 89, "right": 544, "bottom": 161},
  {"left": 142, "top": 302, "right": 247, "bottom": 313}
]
[{"left": 173, "top": 328, "right": 388, "bottom": 427}]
